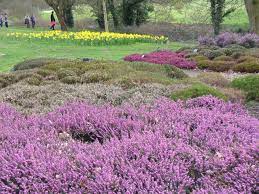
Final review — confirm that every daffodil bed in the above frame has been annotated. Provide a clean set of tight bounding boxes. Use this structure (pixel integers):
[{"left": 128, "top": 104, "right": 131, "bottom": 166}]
[{"left": 6, "top": 31, "right": 168, "bottom": 46}]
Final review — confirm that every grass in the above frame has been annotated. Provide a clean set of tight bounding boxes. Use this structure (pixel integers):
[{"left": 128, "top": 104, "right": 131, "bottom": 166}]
[{"left": 0, "top": 27, "right": 192, "bottom": 72}]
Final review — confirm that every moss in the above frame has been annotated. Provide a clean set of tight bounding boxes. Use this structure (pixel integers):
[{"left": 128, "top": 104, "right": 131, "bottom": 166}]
[{"left": 171, "top": 84, "right": 227, "bottom": 101}]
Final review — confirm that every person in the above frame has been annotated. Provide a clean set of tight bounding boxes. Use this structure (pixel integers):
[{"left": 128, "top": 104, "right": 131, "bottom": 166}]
[
  {"left": 50, "top": 11, "right": 56, "bottom": 30},
  {"left": 0, "top": 15, "right": 3, "bottom": 28},
  {"left": 24, "top": 16, "right": 30, "bottom": 28},
  {"left": 4, "top": 13, "right": 8, "bottom": 28},
  {"left": 30, "top": 15, "right": 36, "bottom": 28}
]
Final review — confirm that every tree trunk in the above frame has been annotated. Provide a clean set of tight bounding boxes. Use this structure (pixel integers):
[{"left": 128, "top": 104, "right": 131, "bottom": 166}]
[
  {"left": 54, "top": 8, "right": 67, "bottom": 31},
  {"left": 102, "top": 0, "right": 109, "bottom": 32},
  {"left": 245, "top": 0, "right": 259, "bottom": 34},
  {"left": 108, "top": 0, "right": 119, "bottom": 29}
]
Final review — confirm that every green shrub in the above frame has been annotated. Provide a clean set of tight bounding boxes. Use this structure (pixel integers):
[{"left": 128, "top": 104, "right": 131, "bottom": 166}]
[
  {"left": 80, "top": 71, "right": 111, "bottom": 83},
  {"left": 231, "top": 75, "right": 259, "bottom": 101},
  {"left": 233, "top": 57, "right": 259, "bottom": 73},
  {"left": 60, "top": 76, "right": 80, "bottom": 84},
  {"left": 0, "top": 73, "right": 17, "bottom": 88},
  {"left": 197, "top": 60, "right": 211, "bottom": 69},
  {"left": 213, "top": 56, "right": 234, "bottom": 62},
  {"left": 116, "top": 76, "right": 138, "bottom": 89},
  {"left": 191, "top": 55, "right": 209, "bottom": 62},
  {"left": 13, "top": 58, "right": 62, "bottom": 71},
  {"left": 197, "top": 72, "right": 230, "bottom": 87},
  {"left": 36, "top": 69, "right": 54, "bottom": 77},
  {"left": 231, "top": 52, "right": 244, "bottom": 59},
  {"left": 207, "top": 61, "right": 235, "bottom": 72},
  {"left": 221, "top": 48, "right": 233, "bottom": 56},
  {"left": 203, "top": 50, "right": 226, "bottom": 60},
  {"left": 219, "top": 88, "right": 246, "bottom": 103},
  {"left": 25, "top": 74, "right": 43, "bottom": 86},
  {"left": 171, "top": 84, "right": 227, "bottom": 101},
  {"left": 57, "top": 69, "right": 77, "bottom": 80},
  {"left": 164, "top": 65, "right": 188, "bottom": 79}
]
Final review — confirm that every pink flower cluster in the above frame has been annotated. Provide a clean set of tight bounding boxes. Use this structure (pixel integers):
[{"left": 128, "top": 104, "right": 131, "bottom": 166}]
[
  {"left": 0, "top": 96, "right": 258, "bottom": 193},
  {"left": 199, "top": 32, "right": 259, "bottom": 48},
  {"left": 124, "top": 50, "right": 197, "bottom": 69}
]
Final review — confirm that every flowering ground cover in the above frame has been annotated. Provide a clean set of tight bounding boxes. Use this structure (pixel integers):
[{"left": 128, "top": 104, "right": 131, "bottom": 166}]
[
  {"left": 0, "top": 96, "right": 258, "bottom": 193},
  {"left": 124, "top": 50, "right": 197, "bottom": 69},
  {"left": 6, "top": 30, "right": 168, "bottom": 46}
]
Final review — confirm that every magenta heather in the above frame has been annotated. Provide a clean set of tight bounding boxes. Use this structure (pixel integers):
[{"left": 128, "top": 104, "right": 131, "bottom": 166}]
[
  {"left": 124, "top": 50, "right": 197, "bottom": 69},
  {"left": 0, "top": 96, "right": 258, "bottom": 193}
]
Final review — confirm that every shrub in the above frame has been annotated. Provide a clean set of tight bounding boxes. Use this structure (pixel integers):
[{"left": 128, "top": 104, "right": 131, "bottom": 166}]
[
  {"left": 0, "top": 73, "right": 17, "bottom": 88},
  {"left": 213, "top": 56, "right": 234, "bottom": 62},
  {"left": 80, "top": 71, "right": 111, "bottom": 83},
  {"left": 207, "top": 61, "right": 235, "bottom": 72},
  {"left": 25, "top": 74, "right": 43, "bottom": 86},
  {"left": 13, "top": 58, "right": 61, "bottom": 71},
  {"left": 60, "top": 76, "right": 80, "bottom": 84},
  {"left": 36, "top": 69, "right": 54, "bottom": 77},
  {"left": 219, "top": 88, "right": 246, "bottom": 103},
  {"left": 231, "top": 75, "right": 259, "bottom": 101},
  {"left": 191, "top": 55, "right": 209, "bottom": 62},
  {"left": 215, "top": 32, "right": 239, "bottom": 47},
  {"left": 233, "top": 56, "right": 259, "bottom": 73},
  {"left": 231, "top": 52, "right": 244, "bottom": 59},
  {"left": 203, "top": 50, "right": 225, "bottom": 60},
  {"left": 239, "top": 33, "right": 259, "bottom": 48},
  {"left": 171, "top": 84, "right": 227, "bottom": 101},
  {"left": 0, "top": 97, "right": 257, "bottom": 193},
  {"left": 57, "top": 69, "right": 77, "bottom": 80},
  {"left": 198, "top": 36, "right": 215, "bottom": 46},
  {"left": 196, "top": 60, "right": 211, "bottom": 69},
  {"left": 164, "top": 65, "right": 188, "bottom": 79},
  {"left": 197, "top": 72, "right": 230, "bottom": 87},
  {"left": 124, "top": 50, "right": 197, "bottom": 69}
]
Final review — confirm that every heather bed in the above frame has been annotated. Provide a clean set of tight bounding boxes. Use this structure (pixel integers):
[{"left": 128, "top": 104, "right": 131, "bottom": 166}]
[{"left": 0, "top": 96, "right": 258, "bottom": 193}]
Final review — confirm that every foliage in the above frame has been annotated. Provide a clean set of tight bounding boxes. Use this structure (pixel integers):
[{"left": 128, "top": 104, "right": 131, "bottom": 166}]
[
  {"left": 0, "top": 96, "right": 257, "bottom": 192},
  {"left": 231, "top": 75, "right": 259, "bottom": 101},
  {"left": 124, "top": 51, "right": 196, "bottom": 69},
  {"left": 171, "top": 84, "right": 227, "bottom": 100}
]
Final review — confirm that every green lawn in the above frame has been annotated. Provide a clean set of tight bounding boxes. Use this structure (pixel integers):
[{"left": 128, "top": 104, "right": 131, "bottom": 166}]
[{"left": 0, "top": 27, "right": 192, "bottom": 72}]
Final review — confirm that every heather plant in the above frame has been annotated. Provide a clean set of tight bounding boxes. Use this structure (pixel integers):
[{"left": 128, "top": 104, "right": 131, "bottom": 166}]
[
  {"left": 198, "top": 32, "right": 259, "bottom": 49},
  {"left": 124, "top": 50, "right": 197, "bottom": 69},
  {"left": 197, "top": 72, "right": 230, "bottom": 87},
  {"left": 231, "top": 75, "right": 259, "bottom": 101},
  {"left": 171, "top": 84, "right": 227, "bottom": 101},
  {"left": 0, "top": 96, "right": 258, "bottom": 192}
]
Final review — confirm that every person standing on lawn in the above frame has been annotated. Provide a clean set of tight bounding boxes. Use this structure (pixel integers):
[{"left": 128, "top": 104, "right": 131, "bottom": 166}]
[
  {"left": 4, "top": 13, "right": 8, "bottom": 28},
  {"left": 31, "top": 15, "right": 36, "bottom": 29},
  {"left": 50, "top": 11, "right": 56, "bottom": 30},
  {"left": 24, "top": 16, "right": 30, "bottom": 28},
  {"left": 0, "top": 15, "right": 3, "bottom": 28}
]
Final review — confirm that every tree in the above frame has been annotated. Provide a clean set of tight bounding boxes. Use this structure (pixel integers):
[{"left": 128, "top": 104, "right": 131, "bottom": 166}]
[
  {"left": 209, "top": 0, "right": 237, "bottom": 35},
  {"left": 245, "top": 0, "right": 259, "bottom": 34},
  {"left": 102, "top": 0, "right": 109, "bottom": 32},
  {"left": 44, "top": 0, "right": 76, "bottom": 31}
]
